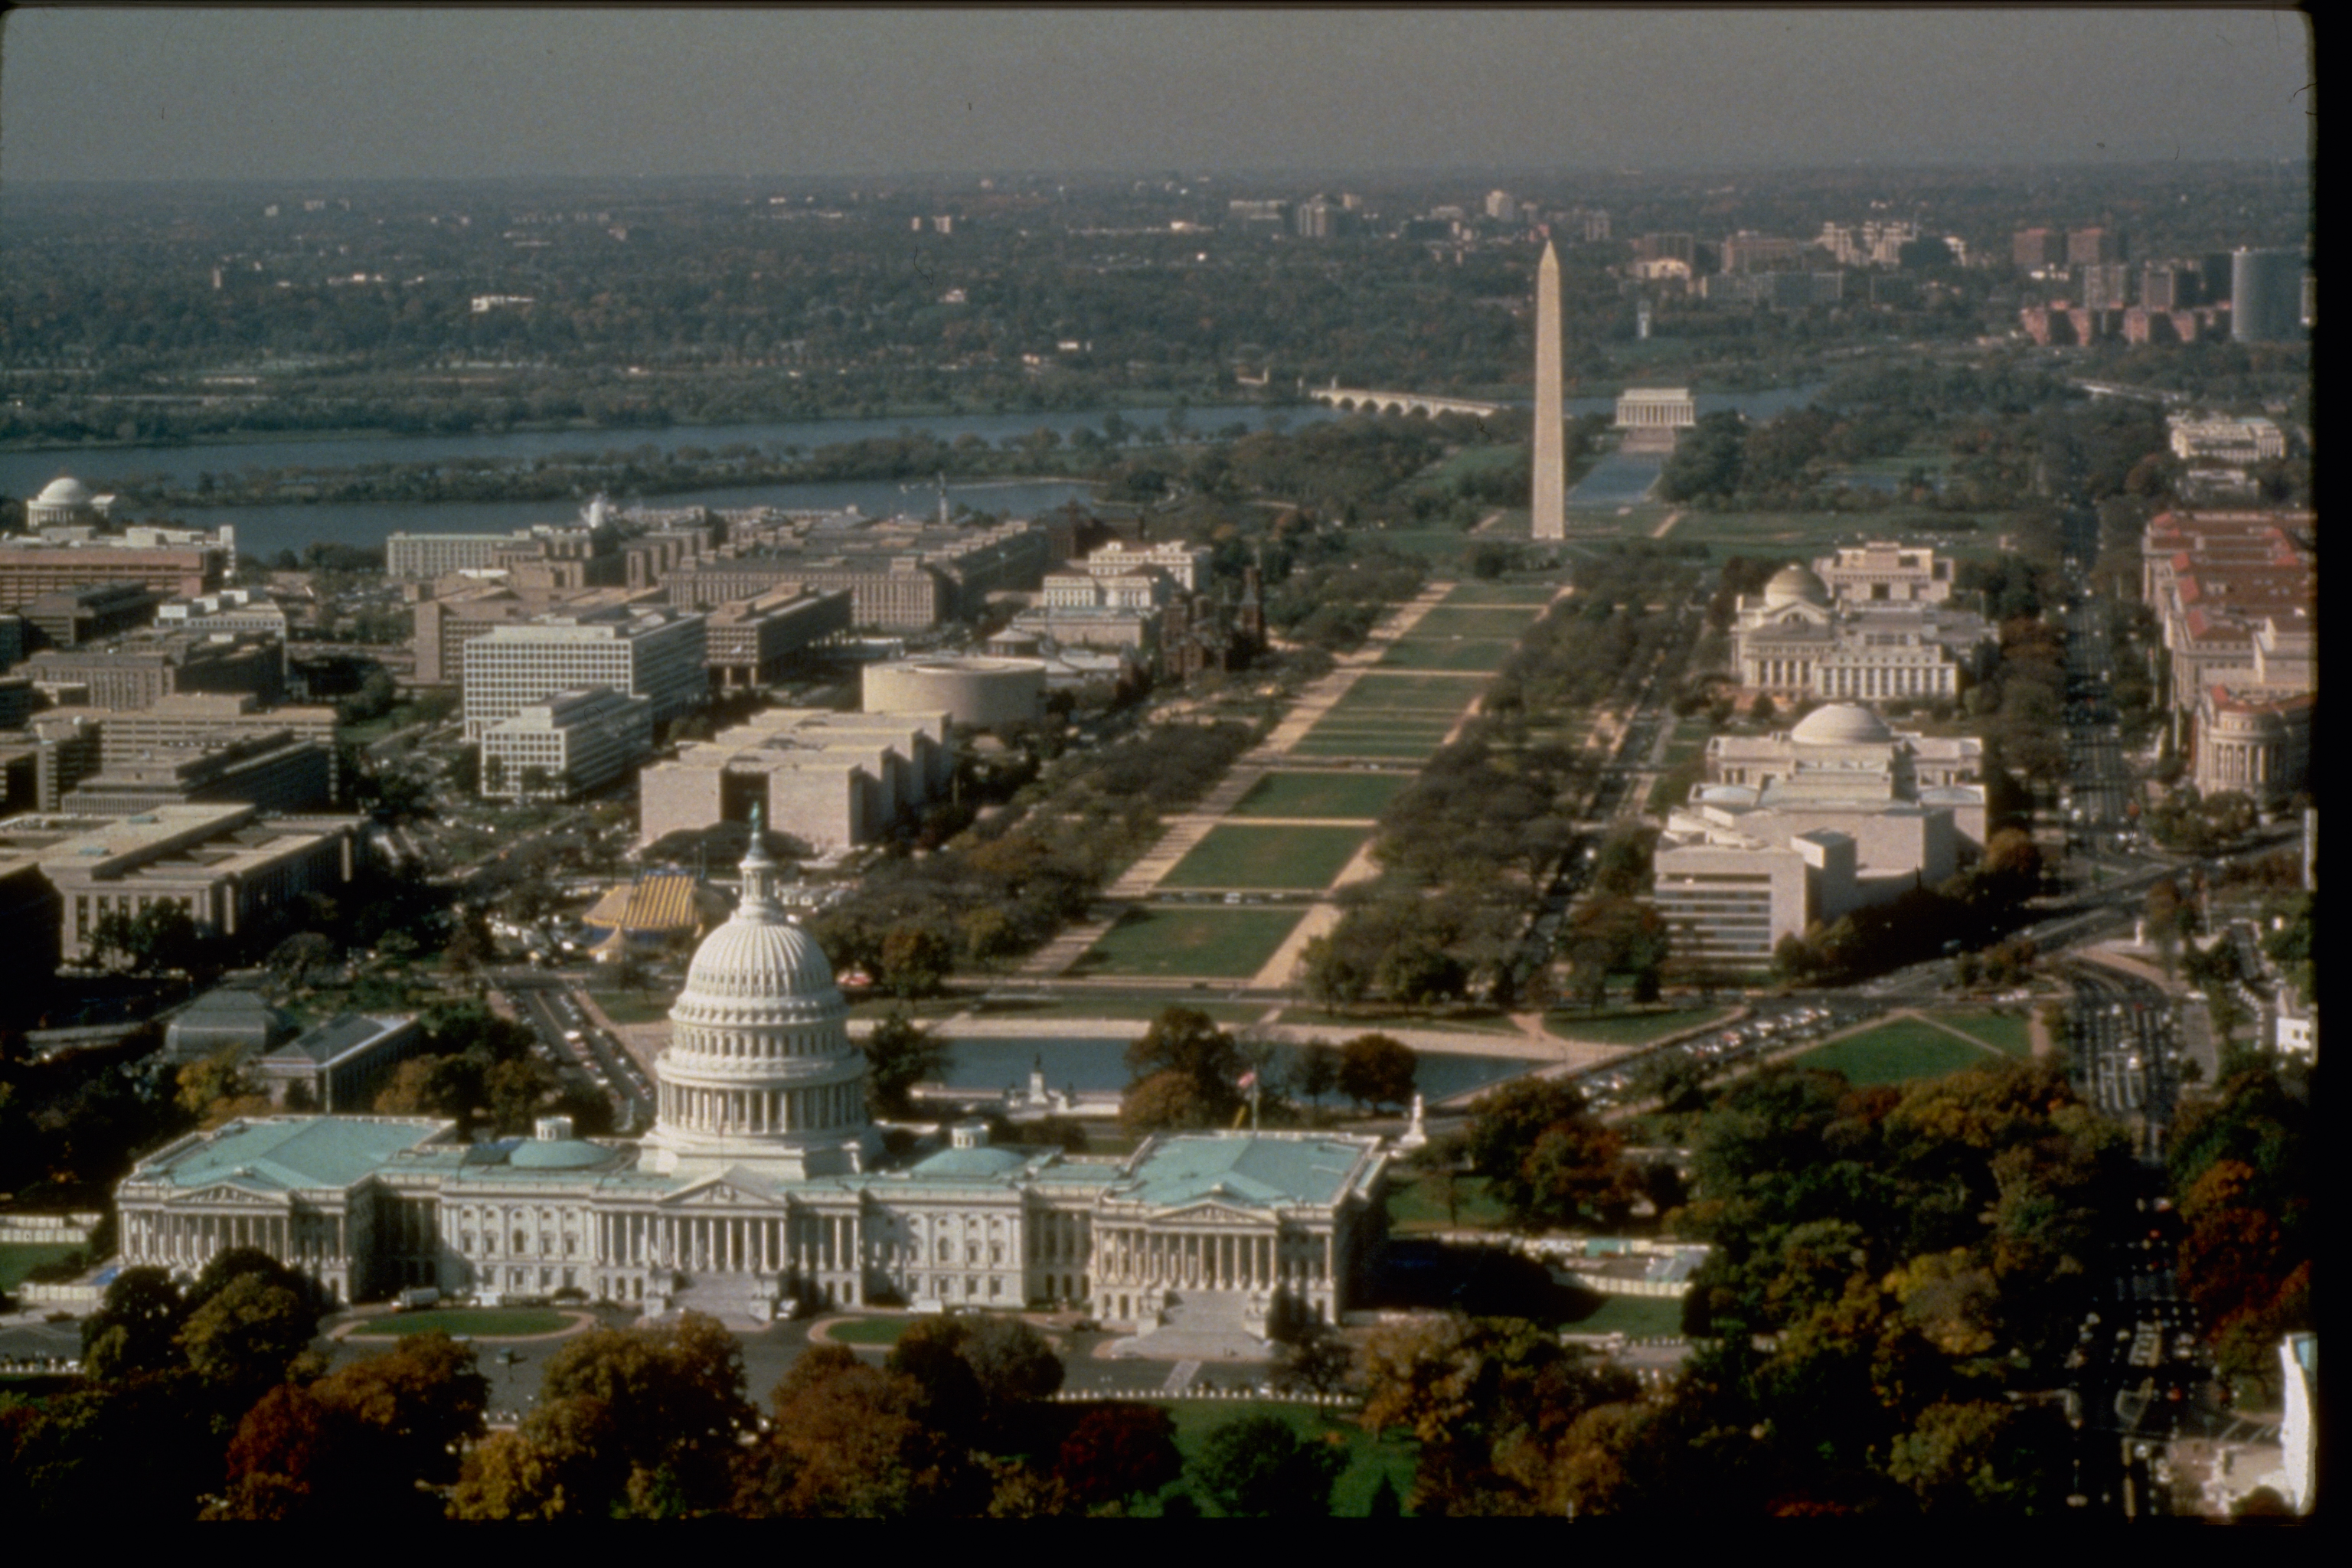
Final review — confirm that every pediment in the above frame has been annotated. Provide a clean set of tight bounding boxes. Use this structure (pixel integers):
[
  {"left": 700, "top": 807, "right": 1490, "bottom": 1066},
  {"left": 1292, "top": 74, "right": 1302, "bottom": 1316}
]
[
  {"left": 1149, "top": 1200, "right": 1270, "bottom": 1226},
  {"left": 658, "top": 1176, "right": 784, "bottom": 1210},
  {"left": 185, "top": 1184, "right": 283, "bottom": 1207}
]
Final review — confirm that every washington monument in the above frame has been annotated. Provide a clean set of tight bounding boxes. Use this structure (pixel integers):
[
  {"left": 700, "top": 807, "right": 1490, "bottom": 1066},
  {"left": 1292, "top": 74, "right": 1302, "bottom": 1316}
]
[{"left": 1530, "top": 239, "right": 1566, "bottom": 540}]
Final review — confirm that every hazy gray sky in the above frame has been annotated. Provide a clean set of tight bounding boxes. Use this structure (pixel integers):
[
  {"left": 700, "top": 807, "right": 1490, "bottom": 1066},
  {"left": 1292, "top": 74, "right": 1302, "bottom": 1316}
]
[{"left": 0, "top": 8, "right": 2314, "bottom": 182}]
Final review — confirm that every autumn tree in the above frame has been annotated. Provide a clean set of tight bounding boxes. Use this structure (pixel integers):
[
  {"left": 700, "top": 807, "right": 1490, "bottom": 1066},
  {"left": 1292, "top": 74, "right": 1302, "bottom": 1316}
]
[
  {"left": 1187, "top": 1413, "right": 1347, "bottom": 1517},
  {"left": 862, "top": 1011, "right": 952, "bottom": 1118},
  {"left": 1337, "top": 1033, "right": 1418, "bottom": 1112},
  {"left": 1121, "top": 1007, "right": 1243, "bottom": 1129},
  {"left": 536, "top": 1311, "right": 753, "bottom": 1512},
  {"left": 734, "top": 1345, "right": 978, "bottom": 1518},
  {"left": 1052, "top": 1403, "right": 1182, "bottom": 1511},
  {"left": 80, "top": 1266, "right": 188, "bottom": 1381},
  {"left": 1462, "top": 1077, "right": 1632, "bottom": 1232},
  {"left": 880, "top": 923, "right": 955, "bottom": 998}
]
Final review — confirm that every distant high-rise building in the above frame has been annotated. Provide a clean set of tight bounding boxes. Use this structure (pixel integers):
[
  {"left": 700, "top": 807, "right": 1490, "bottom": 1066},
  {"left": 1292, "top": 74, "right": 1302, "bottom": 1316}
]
[
  {"left": 2067, "top": 227, "right": 2119, "bottom": 266},
  {"left": 2081, "top": 263, "right": 2133, "bottom": 312},
  {"left": 2012, "top": 227, "right": 2062, "bottom": 270},
  {"left": 2141, "top": 262, "right": 2190, "bottom": 312},
  {"left": 2231, "top": 248, "right": 2305, "bottom": 342},
  {"left": 1531, "top": 243, "right": 1565, "bottom": 542},
  {"left": 1485, "top": 189, "right": 1517, "bottom": 222}
]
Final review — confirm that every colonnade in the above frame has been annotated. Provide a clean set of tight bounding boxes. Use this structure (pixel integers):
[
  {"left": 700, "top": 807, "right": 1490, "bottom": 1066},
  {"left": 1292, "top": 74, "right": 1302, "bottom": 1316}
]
[
  {"left": 2198, "top": 733, "right": 2281, "bottom": 789},
  {"left": 126, "top": 1206, "right": 338, "bottom": 1266},
  {"left": 1093, "top": 1224, "right": 1329, "bottom": 1294},
  {"left": 655, "top": 1078, "right": 859, "bottom": 1137},
  {"left": 599, "top": 1208, "right": 855, "bottom": 1280},
  {"left": 1816, "top": 660, "right": 1952, "bottom": 699},
  {"left": 1743, "top": 655, "right": 1955, "bottom": 697}
]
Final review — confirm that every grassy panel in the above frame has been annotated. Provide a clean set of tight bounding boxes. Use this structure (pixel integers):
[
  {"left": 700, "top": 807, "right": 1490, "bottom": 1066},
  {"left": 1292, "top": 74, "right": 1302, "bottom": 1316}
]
[
  {"left": 1377, "top": 637, "right": 1520, "bottom": 671},
  {"left": 1383, "top": 1173, "right": 1511, "bottom": 1234},
  {"left": 1556, "top": 1292, "right": 1689, "bottom": 1338},
  {"left": 348, "top": 1308, "right": 571, "bottom": 1338},
  {"left": 1229, "top": 770, "right": 1413, "bottom": 820},
  {"left": 588, "top": 988, "right": 678, "bottom": 1025},
  {"left": 1442, "top": 582, "right": 1562, "bottom": 606},
  {"left": 1287, "top": 733, "right": 1448, "bottom": 760},
  {"left": 1936, "top": 1011, "right": 2035, "bottom": 1057},
  {"left": 0, "top": 1242, "right": 80, "bottom": 1293},
  {"left": 1076, "top": 906, "right": 1308, "bottom": 977},
  {"left": 826, "top": 1316, "right": 918, "bottom": 1346},
  {"left": 1328, "top": 673, "right": 1488, "bottom": 712},
  {"left": 1794, "top": 1022, "right": 1998, "bottom": 1086},
  {"left": 1158, "top": 826, "right": 1370, "bottom": 891},
  {"left": 1406, "top": 608, "right": 1544, "bottom": 639}
]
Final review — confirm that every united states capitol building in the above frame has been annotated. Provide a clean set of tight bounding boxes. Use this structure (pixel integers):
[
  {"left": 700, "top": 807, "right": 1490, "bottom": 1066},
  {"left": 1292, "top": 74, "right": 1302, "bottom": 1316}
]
[{"left": 113, "top": 831, "right": 1389, "bottom": 1332}]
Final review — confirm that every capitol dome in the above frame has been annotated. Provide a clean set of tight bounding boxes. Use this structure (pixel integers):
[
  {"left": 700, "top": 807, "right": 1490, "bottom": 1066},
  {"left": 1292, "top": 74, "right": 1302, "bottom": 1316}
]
[
  {"left": 1790, "top": 703, "right": 1896, "bottom": 746},
  {"left": 1762, "top": 564, "right": 1831, "bottom": 609},
  {"left": 671, "top": 909, "right": 844, "bottom": 1025},
  {"left": 639, "top": 810, "right": 874, "bottom": 1180}
]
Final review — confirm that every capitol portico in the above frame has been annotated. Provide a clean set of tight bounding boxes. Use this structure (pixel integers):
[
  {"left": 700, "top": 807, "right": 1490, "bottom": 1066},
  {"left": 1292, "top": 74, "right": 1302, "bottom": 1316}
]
[{"left": 113, "top": 818, "right": 1389, "bottom": 1334}]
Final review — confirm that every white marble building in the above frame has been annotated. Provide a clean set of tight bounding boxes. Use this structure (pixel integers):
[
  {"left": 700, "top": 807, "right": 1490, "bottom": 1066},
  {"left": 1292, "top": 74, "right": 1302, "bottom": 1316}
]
[{"left": 114, "top": 826, "right": 1388, "bottom": 1331}]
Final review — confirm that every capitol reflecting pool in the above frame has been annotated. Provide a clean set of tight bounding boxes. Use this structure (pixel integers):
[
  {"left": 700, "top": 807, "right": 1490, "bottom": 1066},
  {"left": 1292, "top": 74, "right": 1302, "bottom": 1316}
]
[{"left": 934, "top": 1036, "right": 1532, "bottom": 1102}]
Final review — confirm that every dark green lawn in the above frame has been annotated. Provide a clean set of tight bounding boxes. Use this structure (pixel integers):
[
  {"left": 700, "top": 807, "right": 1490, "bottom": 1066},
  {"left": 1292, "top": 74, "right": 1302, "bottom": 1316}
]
[
  {"left": 826, "top": 1316, "right": 918, "bottom": 1346},
  {"left": 1159, "top": 826, "right": 1370, "bottom": 891},
  {"left": 348, "top": 1308, "right": 571, "bottom": 1338},
  {"left": 1378, "top": 636, "right": 1520, "bottom": 671},
  {"left": 1383, "top": 1172, "right": 1511, "bottom": 1234},
  {"left": 1229, "top": 770, "right": 1413, "bottom": 820},
  {"left": 1328, "top": 672, "right": 1490, "bottom": 712},
  {"left": 1076, "top": 907, "right": 1305, "bottom": 978},
  {"left": 0, "top": 1242, "right": 80, "bottom": 1294},
  {"left": 1795, "top": 1021, "right": 2001, "bottom": 1086},
  {"left": 1935, "top": 1011, "right": 2035, "bottom": 1057}
]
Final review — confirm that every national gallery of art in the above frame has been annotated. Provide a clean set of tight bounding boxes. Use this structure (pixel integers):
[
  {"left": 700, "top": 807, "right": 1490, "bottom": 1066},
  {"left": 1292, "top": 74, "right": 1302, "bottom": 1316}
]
[{"left": 113, "top": 832, "right": 1390, "bottom": 1332}]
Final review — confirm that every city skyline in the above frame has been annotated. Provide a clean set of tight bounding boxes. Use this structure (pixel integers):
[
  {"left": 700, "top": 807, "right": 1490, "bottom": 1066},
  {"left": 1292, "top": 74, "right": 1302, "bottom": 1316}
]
[{"left": 0, "top": 8, "right": 2315, "bottom": 185}]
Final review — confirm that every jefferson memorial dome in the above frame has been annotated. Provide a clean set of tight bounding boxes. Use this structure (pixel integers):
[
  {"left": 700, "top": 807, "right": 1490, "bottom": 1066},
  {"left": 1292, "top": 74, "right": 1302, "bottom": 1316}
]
[{"left": 638, "top": 812, "right": 877, "bottom": 1180}]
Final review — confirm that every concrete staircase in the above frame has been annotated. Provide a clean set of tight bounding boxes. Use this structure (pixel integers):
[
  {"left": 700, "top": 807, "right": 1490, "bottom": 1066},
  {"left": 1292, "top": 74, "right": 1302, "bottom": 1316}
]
[
  {"left": 1106, "top": 1289, "right": 1274, "bottom": 1362},
  {"left": 645, "top": 1270, "right": 781, "bottom": 1327}
]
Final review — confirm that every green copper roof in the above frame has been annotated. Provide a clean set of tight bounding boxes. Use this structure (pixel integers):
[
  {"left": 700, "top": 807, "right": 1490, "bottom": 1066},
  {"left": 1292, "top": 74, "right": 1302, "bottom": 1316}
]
[
  {"left": 143, "top": 1116, "right": 447, "bottom": 1193},
  {"left": 1115, "top": 1135, "right": 1375, "bottom": 1212}
]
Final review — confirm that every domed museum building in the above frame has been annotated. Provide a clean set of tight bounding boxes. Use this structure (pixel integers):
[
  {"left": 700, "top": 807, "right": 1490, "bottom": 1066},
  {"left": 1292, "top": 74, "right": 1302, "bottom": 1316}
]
[{"left": 113, "top": 825, "right": 1387, "bottom": 1333}]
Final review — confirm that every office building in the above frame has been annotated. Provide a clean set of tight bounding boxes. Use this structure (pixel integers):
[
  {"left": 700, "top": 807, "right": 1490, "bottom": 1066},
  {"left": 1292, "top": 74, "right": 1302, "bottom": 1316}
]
[
  {"left": 15, "top": 631, "right": 285, "bottom": 712},
  {"left": 2012, "top": 227, "right": 2063, "bottom": 271},
  {"left": 702, "top": 589, "right": 855, "bottom": 690},
  {"left": 16, "top": 583, "right": 158, "bottom": 650},
  {"left": 58, "top": 730, "right": 331, "bottom": 816},
  {"left": 2082, "top": 262, "right": 2133, "bottom": 312},
  {"left": 478, "top": 687, "right": 655, "bottom": 802},
  {"left": 462, "top": 606, "right": 706, "bottom": 740},
  {"left": 2067, "top": 227, "right": 2119, "bottom": 266},
  {"left": 0, "top": 541, "right": 224, "bottom": 603},
  {"left": 0, "top": 803, "right": 365, "bottom": 964},
  {"left": 637, "top": 709, "right": 952, "bottom": 851}
]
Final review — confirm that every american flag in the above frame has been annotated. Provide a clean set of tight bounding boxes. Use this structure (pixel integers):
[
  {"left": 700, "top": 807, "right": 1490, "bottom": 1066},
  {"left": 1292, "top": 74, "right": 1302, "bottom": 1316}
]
[{"left": 1236, "top": 1070, "right": 1258, "bottom": 1091}]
